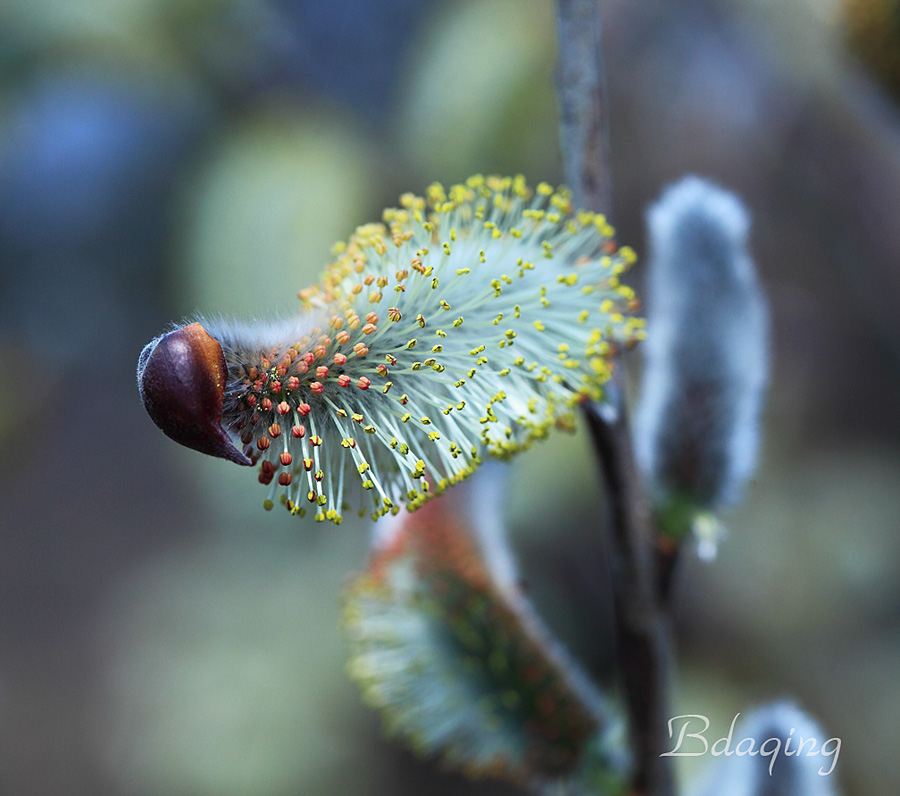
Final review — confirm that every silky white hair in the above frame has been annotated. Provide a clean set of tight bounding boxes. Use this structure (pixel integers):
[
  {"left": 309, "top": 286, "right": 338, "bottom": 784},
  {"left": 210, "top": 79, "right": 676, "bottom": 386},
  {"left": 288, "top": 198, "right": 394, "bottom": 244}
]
[{"left": 635, "top": 176, "right": 769, "bottom": 509}]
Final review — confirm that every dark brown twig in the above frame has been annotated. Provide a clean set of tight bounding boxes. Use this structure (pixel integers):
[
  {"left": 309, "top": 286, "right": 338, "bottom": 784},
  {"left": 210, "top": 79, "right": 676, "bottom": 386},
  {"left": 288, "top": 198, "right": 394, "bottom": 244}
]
[
  {"left": 554, "top": 2, "right": 676, "bottom": 793},
  {"left": 554, "top": 0, "right": 614, "bottom": 217},
  {"left": 655, "top": 539, "right": 683, "bottom": 613},
  {"left": 584, "top": 394, "right": 675, "bottom": 796}
]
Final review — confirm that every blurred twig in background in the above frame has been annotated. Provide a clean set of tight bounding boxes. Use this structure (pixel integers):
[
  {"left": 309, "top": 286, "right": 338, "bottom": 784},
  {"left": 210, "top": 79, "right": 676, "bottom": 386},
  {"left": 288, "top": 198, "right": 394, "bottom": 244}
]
[{"left": 555, "top": 2, "right": 675, "bottom": 794}]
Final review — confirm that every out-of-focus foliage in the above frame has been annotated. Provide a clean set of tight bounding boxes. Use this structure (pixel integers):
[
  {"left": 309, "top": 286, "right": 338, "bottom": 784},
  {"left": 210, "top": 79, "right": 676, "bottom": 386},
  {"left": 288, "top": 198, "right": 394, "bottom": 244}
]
[
  {"left": 0, "top": 64, "right": 208, "bottom": 356},
  {"left": 394, "top": 0, "right": 559, "bottom": 182},
  {"left": 101, "top": 534, "right": 374, "bottom": 796},
  {"left": 177, "top": 110, "right": 378, "bottom": 317},
  {"left": 843, "top": 0, "right": 900, "bottom": 99}
]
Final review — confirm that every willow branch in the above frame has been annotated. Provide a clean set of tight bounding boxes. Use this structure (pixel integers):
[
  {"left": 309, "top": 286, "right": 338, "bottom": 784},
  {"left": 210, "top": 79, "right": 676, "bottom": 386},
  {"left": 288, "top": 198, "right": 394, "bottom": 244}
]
[
  {"left": 584, "top": 394, "right": 675, "bottom": 796},
  {"left": 554, "top": 2, "right": 675, "bottom": 794},
  {"left": 554, "top": 0, "right": 613, "bottom": 215}
]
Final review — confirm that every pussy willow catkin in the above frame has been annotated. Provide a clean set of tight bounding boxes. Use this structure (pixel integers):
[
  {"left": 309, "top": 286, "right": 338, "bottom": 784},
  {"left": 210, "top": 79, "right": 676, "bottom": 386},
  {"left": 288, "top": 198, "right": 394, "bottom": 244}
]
[{"left": 138, "top": 175, "right": 644, "bottom": 523}]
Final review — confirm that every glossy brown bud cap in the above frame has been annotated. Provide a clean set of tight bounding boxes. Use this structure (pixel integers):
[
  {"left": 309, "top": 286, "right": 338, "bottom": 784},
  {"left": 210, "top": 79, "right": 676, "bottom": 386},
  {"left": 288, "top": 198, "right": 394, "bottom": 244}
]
[{"left": 137, "top": 323, "right": 252, "bottom": 466}]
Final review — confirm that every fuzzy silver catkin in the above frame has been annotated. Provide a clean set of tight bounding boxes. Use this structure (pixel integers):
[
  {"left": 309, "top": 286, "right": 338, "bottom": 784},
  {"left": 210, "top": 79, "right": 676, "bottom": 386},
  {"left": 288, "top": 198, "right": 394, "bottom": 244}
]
[
  {"left": 458, "top": 461, "right": 626, "bottom": 752},
  {"left": 163, "top": 176, "right": 644, "bottom": 523},
  {"left": 349, "top": 462, "right": 629, "bottom": 787},
  {"left": 686, "top": 702, "right": 840, "bottom": 796},
  {"left": 635, "top": 176, "right": 769, "bottom": 511}
]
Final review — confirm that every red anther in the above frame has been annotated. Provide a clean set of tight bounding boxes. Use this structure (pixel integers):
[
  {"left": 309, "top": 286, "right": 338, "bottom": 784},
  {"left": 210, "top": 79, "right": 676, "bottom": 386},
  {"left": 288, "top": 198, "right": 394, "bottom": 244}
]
[
  {"left": 270, "top": 380, "right": 282, "bottom": 393},
  {"left": 287, "top": 348, "right": 298, "bottom": 359},
  {"left": 280, "top": 452, "right": 293, "bottom": 467},
  {"left": 354, "top": 345, "right": 369, "bottom": 358},
  {"left": 257, "top": 436, "right": 270, "bottom": 451},
  {"left": 287, "top": 376, "right": 300, "bottom": 390},
  {"left": 276, "top": 364, "right": 287, "bottom": 376},
  {"left": 297, "top": 403, "right": 311, "bottom": 416},
  {"left": 336, "top": 331, "right": 351, "bottom": 345},
  {"left": 319, "top": 335, "right": 332, "bottom": 347},
  {"left": 299, "top": 352, "right": 312, "bottom": 366},
  {"left": 278, "top": 472, "right": 292, "bottom": 486},
  {"left": 259, "top": 472, "right": 274, "bottom": 485},
  {"left": 296, "top": 360, "right": 309, "bottom": 375},
  {"left": 291, "top": 424, "right": 306, "bottom": 438},
  {"left": 248, "top": 367, "right": 258, "bottom": 380},
  {"left": 250, "top": 413, "right": 261, "bottom": 425},
  {"left": 261, "top": 358, "right": 271, "bottom": 369},
  {"left": 361, "top": 323, "right": 377, "bottom": 335},
  {"left": 261, "top": 397, "right": 273, "bottom": 411},
  {"left": 240, "top": 429, "right": 253, "bottom": 444},
  {"left": 357, "top": 377, "right": 371, "bottom": 390},
  {"left": 337, "top": 374, "right": 351, "bottom": 388},
  {"left": 365, "top": 312, "right": 378, "bottom": 324},
  {"left": 376, "top": 364, "right": 388, "bottom": 376},
  {"left": 316, "top": 366, "right": 329, "bottom": 379},
  {"left": 313, "top": 345, "right": 327, "bottom": 359},
  {"left": 253, "top": 380, "right": 265, "bottom": 391},
  {"left": 277, "top": 401, "right": 291, "bottom": 415},
  {"left": 261, "top": 461, "right": 275, "bottom": 476},
  {"left": 303, "top": 458, "right": 314, "bottom": 471},
  {"left": 310, "top": 381, "right": 324, "bottom": 395},
  {"left": 333, "top": 353, "right": 347, "bottom": 366},
  {"left": 268, "top": 423, "right": 282, "bottom": 438}
]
